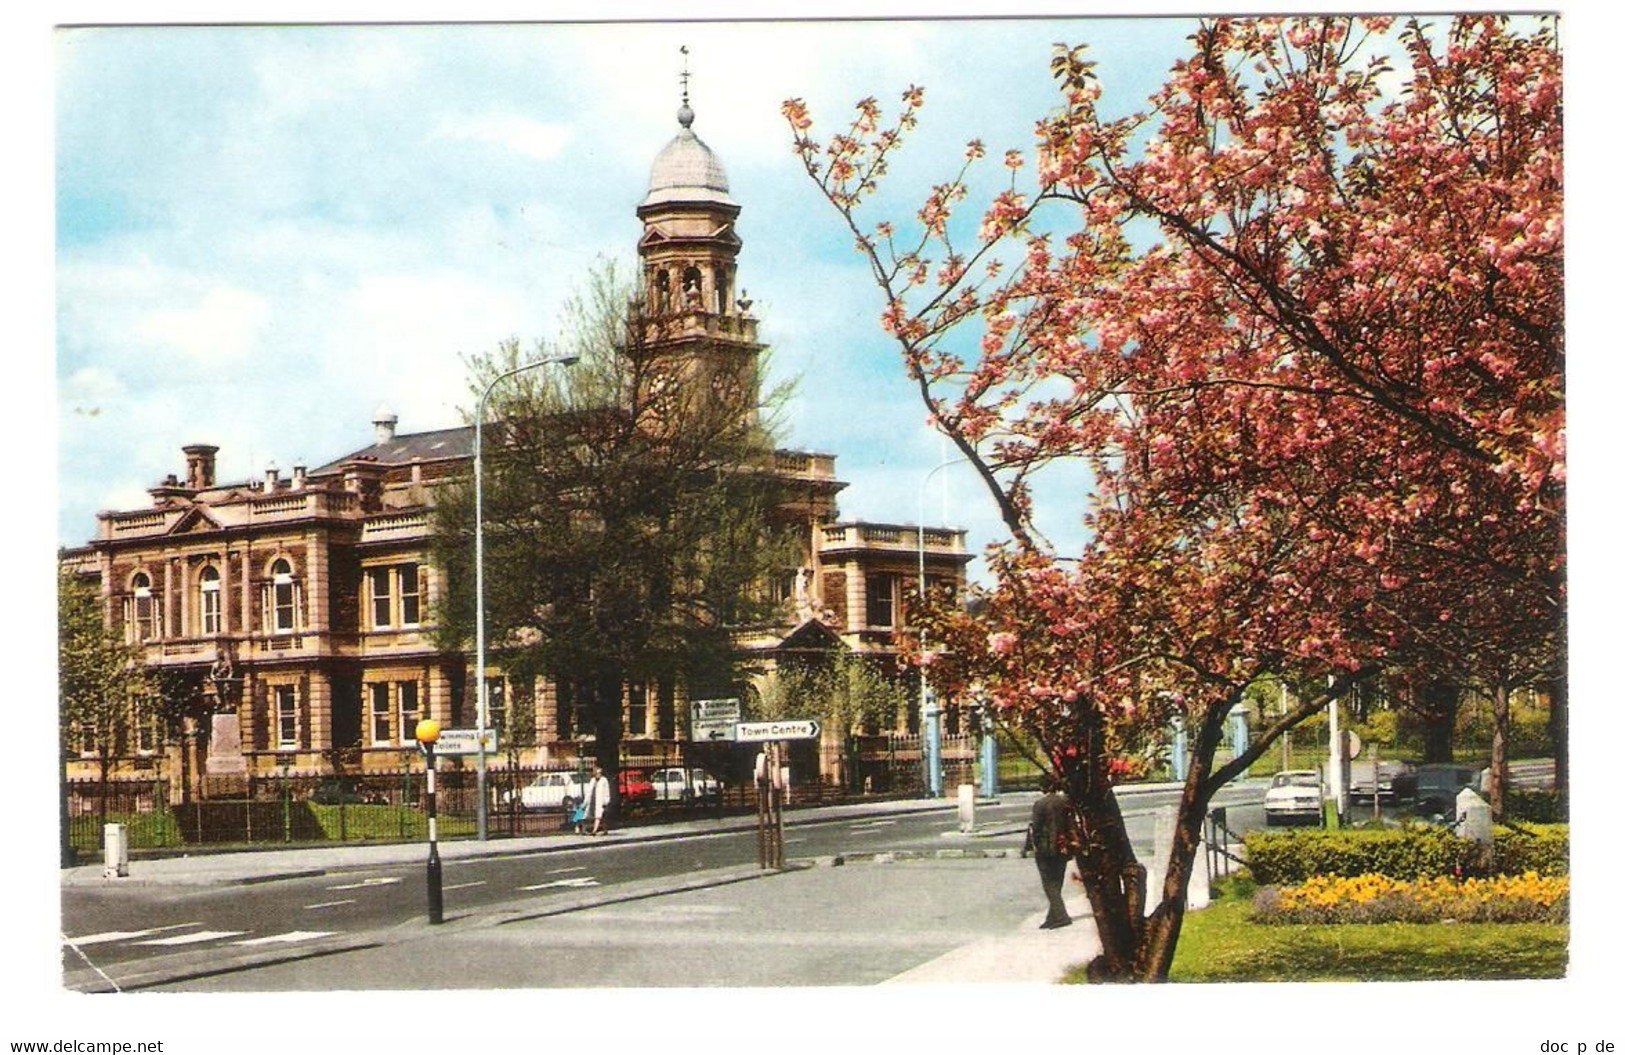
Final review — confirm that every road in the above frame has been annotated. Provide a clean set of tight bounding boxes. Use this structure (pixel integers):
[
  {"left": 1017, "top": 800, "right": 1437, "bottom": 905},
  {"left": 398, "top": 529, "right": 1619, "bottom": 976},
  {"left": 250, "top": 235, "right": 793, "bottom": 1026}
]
[{"left": 61, "top": 783, "right": 1266, "bottom": 990}]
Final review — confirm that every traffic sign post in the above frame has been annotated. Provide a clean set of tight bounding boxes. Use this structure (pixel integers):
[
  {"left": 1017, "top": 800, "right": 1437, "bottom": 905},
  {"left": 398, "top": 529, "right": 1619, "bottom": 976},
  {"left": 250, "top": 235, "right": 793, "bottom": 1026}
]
[
  {"left": 743, "top": 719, "right": 819, "bottom": 869},
  {"left": 430, "top": 728, "right": 499, "bottom": 756},
  {"left": 690, "top": 698, "right": 741, "bottom": 743},
  {"left": 735, "top": 719, "right": 820, "bottom": 743},
  {"left": 754, "top": 740, "right": 787, "bottom": 870}
]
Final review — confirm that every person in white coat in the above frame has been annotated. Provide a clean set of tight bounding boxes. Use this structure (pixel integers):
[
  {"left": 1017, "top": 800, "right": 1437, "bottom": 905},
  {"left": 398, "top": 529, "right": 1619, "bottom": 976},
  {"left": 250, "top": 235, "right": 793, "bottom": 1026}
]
[{"left": 583, "top": 765, "right": 612, "bottom": 836}]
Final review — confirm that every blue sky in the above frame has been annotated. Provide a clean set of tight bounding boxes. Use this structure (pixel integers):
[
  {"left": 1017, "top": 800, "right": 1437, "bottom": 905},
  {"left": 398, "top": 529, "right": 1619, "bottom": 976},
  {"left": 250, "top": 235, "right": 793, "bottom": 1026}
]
[{"left": 54, "top": 18, "right": 1212, "bottom": 569}]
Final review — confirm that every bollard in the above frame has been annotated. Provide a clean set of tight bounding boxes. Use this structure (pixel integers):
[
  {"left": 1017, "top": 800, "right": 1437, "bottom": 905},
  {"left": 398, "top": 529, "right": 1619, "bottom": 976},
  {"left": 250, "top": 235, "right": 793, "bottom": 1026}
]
[
  {"left": 1457, "top": 787, "right": 1493, "bottom": 871},
  {"left": 957, "top": 783, "right": 975, "bottom": 833},
  {"left": 103, "top": 823, "right": 128, "bottom": 879}
]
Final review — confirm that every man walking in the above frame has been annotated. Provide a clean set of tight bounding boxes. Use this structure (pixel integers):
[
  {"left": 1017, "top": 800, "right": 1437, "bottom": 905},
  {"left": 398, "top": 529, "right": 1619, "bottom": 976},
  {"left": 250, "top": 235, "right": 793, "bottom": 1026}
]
[{"left": 1028, "top": 776, "right": 1076, "bottom": 929}]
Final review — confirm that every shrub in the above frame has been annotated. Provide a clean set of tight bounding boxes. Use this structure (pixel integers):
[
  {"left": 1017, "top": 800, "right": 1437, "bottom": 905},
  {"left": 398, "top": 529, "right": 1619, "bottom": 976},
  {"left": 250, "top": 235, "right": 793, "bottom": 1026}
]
[
  {"left": 1243, "top": 825, "right": 1568, "bottom": 883},
  {"left": 1244, "top": 827, "right": 1468, "bottom": 883},
  {"left": 1495, "top": 824, "right": 1569, "bottom": 877},
  {"left": 1506, "top": 789, "right": 1567, "bottom": 824},
  {"left": 1251, "top": 872, "right": 1568, "bottom": 925}
]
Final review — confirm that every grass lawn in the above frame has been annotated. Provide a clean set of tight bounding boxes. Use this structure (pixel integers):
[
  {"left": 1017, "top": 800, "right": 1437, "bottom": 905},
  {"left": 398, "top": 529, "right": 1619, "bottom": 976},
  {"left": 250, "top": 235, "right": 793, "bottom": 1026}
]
[{"left": 1166, "top": 895, "right": 1568, "bottom": 982}]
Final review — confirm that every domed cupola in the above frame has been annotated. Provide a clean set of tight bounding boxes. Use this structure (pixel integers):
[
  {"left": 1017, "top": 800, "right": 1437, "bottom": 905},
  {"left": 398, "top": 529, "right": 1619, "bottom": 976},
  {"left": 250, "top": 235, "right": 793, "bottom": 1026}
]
[
  {"left": 636, "top": 88, "right": 746, "bottom": 323},
  {"left": 641, "top": 103, "right": 736, "bottom": 210}
]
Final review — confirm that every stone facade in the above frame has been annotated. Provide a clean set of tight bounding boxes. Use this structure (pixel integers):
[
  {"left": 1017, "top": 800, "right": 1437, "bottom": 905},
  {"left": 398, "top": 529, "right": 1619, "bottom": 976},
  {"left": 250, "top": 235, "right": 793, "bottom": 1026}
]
[{"left": 60, "top": 100, "right": 971, "bottom": 790}]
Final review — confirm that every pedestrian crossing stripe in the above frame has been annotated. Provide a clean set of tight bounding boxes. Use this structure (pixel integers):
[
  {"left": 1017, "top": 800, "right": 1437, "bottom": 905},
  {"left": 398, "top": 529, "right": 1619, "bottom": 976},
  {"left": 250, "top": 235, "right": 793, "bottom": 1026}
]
[
  {"left": 135, "top": 930, "right": 248, "bottom": 946},
  {"left": 232, "top": 931, "right": 337, "bottom": 946},
  {"left": 64, "top": 924, "right": 202, "bottom": 946}
]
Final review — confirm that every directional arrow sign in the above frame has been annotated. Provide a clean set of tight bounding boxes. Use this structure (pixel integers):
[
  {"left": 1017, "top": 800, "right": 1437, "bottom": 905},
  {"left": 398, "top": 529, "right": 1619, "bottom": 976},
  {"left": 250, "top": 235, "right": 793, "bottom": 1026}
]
[{"left": 734, "top": 720, "right": 821, "bottom": 743}]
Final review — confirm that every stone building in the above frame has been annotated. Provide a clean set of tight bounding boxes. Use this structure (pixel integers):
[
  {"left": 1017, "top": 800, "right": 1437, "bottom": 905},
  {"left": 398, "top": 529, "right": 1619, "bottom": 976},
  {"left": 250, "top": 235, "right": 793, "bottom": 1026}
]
[{"left": 60, "top": 99, "right": 972, "bottom": 795}]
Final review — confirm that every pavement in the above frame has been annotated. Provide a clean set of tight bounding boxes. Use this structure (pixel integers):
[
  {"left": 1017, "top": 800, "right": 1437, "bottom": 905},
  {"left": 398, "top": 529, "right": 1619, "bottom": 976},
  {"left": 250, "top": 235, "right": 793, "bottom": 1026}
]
[{"left": 62, "top": 783, "right": 1205, "bottom": 989}]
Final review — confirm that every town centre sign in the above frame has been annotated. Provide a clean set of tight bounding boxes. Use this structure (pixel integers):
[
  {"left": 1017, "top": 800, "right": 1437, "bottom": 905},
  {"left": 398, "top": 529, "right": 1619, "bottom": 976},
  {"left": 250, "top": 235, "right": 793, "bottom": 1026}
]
[{"left": 734, "top": 720, "right": 821, "bottom": 743}]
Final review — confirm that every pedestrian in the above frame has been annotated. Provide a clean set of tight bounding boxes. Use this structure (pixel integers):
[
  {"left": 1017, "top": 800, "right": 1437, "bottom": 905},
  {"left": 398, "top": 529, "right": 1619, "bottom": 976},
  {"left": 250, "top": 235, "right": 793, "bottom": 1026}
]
[
  {"left": 584, "top": 765, "right": 612, "bottom": 836},
  {"left": 1026, "top": 774, "right": 1080, "bottom": 929}
]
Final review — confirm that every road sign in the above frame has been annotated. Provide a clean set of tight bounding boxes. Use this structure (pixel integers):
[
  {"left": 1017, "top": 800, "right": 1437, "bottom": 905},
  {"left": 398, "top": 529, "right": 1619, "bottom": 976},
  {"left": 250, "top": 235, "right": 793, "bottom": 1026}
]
[
  {"left": 734, "top": 719, "right": 821, "bottom": 743},
  {"left": 432, "top": 728, "right": 499, "bottom": 756},
  {"left": 691, "top": 698, "right": 741, "bottom": 742}
]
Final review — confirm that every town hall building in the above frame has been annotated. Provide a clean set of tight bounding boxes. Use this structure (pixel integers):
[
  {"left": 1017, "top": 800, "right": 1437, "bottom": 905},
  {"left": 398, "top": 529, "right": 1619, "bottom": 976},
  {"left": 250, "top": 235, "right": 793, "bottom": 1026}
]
[{"left": 60, "top": 97, "right": 972, "bottom": 798}]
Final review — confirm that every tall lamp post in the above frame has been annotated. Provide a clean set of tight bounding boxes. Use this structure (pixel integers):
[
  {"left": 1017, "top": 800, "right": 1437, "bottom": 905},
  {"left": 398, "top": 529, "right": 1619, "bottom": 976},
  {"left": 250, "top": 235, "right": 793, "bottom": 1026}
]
[
  {"left": 474, "top": 353, "right": 578, "bottom": 841},
  {"left": 916, "top": 456, "right": 969, "bottom": 799}
]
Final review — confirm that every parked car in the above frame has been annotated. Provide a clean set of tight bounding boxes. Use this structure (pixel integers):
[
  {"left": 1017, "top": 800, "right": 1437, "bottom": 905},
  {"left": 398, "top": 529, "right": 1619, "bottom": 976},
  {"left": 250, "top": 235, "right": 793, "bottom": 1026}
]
[
  {"left": 506, "top": 771, "right": 590, "bottom": 812},
  {"left": 1413, "top": 763, "right": 1482, "bottom": 815},
  {"left": 618, "top": 769, "right": 657, "bottom": 809},
  {"left": 309, "top": 779, "right": 382, "bottom": 805},
  {"left": 649, "top": 767, "right": 722, "bottom": 803},
  {"left": 1349, "top": 759, "right": 1418, "bottom": 802},
  {"left": 1263, "top": 770, "right": 1325, "bottom": 826}
]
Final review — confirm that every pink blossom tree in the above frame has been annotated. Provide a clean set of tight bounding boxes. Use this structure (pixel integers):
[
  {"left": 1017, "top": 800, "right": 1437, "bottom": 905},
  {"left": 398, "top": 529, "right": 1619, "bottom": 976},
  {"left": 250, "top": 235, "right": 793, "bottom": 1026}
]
[{"left": 786, "top": 14, "right": 1561, "bottom": 980}]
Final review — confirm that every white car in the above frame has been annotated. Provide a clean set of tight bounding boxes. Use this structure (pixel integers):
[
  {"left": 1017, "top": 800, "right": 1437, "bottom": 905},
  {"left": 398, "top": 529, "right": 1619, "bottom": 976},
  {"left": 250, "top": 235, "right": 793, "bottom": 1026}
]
[
  {"left": 649, "top": 767, "right": 721, "bottom": 803},
  {"left": 1263, "top": 770, "right": 1324, "bottom": 826},
  {"left": 505, "top": 772, "right": 589, "bottom": 812}
]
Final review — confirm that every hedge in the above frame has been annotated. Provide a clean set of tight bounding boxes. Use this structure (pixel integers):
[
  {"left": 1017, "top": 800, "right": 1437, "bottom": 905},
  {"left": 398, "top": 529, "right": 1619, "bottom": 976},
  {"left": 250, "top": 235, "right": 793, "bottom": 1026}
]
[{"left": 1243, "top": 825, "right": 1568, "bottom": 884}]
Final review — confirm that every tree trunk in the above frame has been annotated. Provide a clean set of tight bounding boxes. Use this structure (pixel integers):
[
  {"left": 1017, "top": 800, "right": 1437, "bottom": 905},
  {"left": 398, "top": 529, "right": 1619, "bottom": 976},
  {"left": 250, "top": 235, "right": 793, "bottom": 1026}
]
[
  {"left": 591, "top": 665, "right": 626, "bottom": 821},
  {"left": 1132, "top": 699, "right": 1230, "bottom": 981},
  {"left": 1418, "top": 680, "right": 1460, "bottom": 763},
  {"left": 1546, "top": 677, "right": 1567, "bottom": 796},
  {"left": 1488, "top": 681, "right": 1510, "bottom": 821}
]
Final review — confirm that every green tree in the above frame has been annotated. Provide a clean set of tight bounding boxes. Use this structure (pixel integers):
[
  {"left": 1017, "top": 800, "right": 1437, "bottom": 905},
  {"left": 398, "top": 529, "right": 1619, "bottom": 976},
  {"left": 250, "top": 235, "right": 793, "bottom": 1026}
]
[
  {"left": 58, "top": 566, "right": 153, "bottom": 828},
  {"left": 432, "top": 264, "right": 797, "bottom": 805},
  {"left": 753, "top": 652, "right": 910, "bottom": 789}
]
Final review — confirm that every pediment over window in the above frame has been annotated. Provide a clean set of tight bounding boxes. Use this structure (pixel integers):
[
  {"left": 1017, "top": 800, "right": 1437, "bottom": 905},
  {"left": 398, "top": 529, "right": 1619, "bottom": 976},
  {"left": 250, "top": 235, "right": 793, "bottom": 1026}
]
[
  {"left": 167, "top": 506, "right": 224, "bottom": 536},
  {"left": 775, "top": 618, "right": 846, "bottom": 656}
]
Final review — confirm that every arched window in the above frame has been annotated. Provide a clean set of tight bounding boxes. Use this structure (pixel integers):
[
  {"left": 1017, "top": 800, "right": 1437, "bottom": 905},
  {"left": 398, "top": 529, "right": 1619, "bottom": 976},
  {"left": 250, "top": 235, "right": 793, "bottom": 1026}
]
[
  {"left": 655, "top": 269, "right": 671, "bottom": 313},
  {"left": 270, "top": 558, "right": 298, "bottom": 633},
  {"left": 199, "top": 565, "right": 222, "bottom": 636},
  {"left": 129, "top": 572, "right": 156, "bottom": 642},
  {"left": 682, "top": 266, "right": 703, "bottom": 307}
]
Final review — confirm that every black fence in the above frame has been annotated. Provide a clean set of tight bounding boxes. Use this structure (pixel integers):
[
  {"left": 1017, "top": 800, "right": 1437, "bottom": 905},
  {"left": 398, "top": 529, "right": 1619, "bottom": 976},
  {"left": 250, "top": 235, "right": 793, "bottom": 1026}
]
[{"left": 64, "top": 733, "right": 1005, "bottom": 859}]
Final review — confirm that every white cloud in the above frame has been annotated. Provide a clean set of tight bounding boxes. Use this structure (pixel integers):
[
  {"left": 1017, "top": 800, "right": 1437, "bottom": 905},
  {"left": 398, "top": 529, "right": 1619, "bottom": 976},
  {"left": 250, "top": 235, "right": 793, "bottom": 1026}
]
[
  {"left": 435, "top": 112, "right": 575, "bottom": 160},
  {"left": 132, "top": 285, "right": 271, "bottom": 364},
  {"left": 59, "top": 366, "right": 124, "bottom": 406}
]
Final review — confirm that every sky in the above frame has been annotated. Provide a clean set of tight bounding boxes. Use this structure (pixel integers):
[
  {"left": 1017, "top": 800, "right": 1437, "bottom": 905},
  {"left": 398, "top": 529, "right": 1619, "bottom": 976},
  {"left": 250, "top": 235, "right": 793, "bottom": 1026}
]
[
  {"left": 17, "top": 1, "right": 1625, "bottom": 1048},
  {"left": 52, "top": 18, "right": 1210, "bottom": 570}
]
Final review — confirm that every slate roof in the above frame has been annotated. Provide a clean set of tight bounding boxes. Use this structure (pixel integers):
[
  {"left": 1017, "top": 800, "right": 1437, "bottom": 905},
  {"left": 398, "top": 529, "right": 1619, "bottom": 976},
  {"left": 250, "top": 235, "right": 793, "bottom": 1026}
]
[{"left": 310, "top": 426, "right": 473, "bottom": 476}]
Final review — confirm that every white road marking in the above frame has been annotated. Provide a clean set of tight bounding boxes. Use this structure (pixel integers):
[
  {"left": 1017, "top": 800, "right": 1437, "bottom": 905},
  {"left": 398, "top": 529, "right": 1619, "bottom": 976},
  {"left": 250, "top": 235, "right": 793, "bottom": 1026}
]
[
  {"left": 444, "top": 881, "right": 487, "bottom": 891},
  {"left": 326, "top": 876, "right": 403, "bottom": 890},
  {"left": 546, "top": 865, "right": 587, "bottom": 875},
  {"left": 135, "top": 930, "right": 248, "bottom": 946},
  {"left": 850, "top": 820, "right": 896, "bottom": 829},
  {"left": 519, "top": 877, "right": 600, "bottom": 891},
  {"left": 232, "top": 931, "right": 337, "bottom": 946},
  {"left": 64, "top": 924, "right": 201, "bottom": 946},
  {"left": 304, "top": 899, "right": 358, "bottom": 910}
]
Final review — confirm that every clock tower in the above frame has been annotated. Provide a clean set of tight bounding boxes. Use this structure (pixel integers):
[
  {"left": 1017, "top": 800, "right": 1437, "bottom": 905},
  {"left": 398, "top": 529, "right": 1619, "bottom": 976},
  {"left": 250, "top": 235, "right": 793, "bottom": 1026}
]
[{"left": 634, "top": 87, "right": 761, "bottom": 422}]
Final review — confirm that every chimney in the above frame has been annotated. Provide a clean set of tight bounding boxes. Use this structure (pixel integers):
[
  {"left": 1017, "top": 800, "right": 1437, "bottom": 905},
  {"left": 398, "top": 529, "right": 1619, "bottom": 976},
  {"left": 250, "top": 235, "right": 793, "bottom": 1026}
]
[
  {"left": 182, "top": 444, "right": 219, "bottom": 490},
  {"left": 373, "top": 403, "right": 399, "bottom": 444},
  {"left": 291, "top": 461, "right": 307, "bottom": 490},
  {"left": 264, "top": 461, "right": 280, "bottom": 491}
]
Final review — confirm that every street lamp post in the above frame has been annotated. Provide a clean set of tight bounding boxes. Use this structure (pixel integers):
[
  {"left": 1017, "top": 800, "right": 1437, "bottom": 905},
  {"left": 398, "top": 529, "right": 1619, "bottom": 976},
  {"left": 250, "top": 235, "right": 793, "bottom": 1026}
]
[
  {"left": 916, "top": 456, "right": 969, "bottom": 799},
  {"left": 474, "top": 353, "right": 578, "bottom": 841},
  {"left": 415, "top": 718, "right": 443, "bottom": 924}
]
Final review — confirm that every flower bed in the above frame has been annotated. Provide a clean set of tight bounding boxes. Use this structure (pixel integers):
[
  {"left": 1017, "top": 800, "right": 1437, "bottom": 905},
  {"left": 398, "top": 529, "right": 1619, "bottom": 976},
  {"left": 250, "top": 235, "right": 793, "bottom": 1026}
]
[{"left": 1252, "top": 872, "right": 1568, "bottom": 925}]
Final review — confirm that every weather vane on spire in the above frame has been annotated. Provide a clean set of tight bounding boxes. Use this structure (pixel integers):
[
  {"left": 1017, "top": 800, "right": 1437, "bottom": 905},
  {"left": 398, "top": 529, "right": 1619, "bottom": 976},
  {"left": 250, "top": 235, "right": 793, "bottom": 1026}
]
[{"left": 676, "top": 45, "right": 695, "bottom": 128}]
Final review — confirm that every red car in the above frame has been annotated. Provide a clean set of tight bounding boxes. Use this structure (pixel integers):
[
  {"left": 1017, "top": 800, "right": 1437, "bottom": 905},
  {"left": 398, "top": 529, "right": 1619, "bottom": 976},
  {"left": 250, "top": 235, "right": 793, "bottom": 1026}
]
[{"left": 617, "top": 769, "right": 656, "bottom": 809}]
